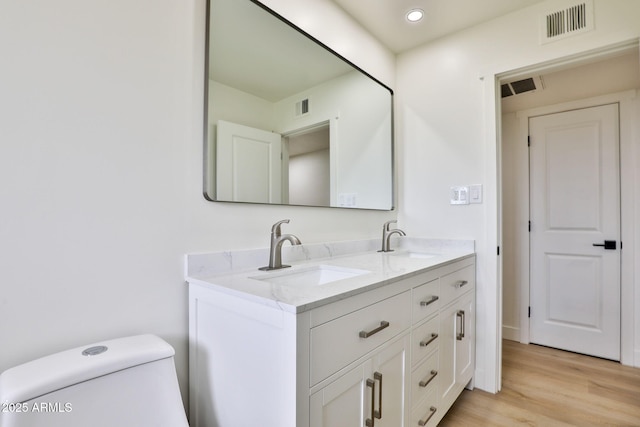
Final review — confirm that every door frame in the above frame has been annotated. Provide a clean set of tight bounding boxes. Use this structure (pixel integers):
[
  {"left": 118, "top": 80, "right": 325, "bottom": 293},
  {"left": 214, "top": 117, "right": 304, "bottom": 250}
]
[
  {"left": 504, "top": 88, "right": 636, "bottom": 364},
  {"left": 481, "top": 39, "right": 639, "bottom": 393}
]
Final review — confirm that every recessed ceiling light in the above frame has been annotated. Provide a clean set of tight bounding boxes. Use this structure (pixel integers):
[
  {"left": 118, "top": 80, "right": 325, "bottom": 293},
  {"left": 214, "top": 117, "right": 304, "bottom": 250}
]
[{"left": 406, "top": 8, "right": 424, "bottom": 23}]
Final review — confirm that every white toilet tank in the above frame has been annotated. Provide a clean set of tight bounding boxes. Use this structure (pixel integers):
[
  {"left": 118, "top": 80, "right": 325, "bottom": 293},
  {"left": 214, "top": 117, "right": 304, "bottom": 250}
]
[{"left": 0, "top": 334, "right": 189, "bottom": 427}]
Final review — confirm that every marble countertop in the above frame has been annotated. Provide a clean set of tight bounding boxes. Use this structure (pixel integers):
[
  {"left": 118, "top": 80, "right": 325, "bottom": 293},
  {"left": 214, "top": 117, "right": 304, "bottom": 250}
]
[{"left": 186, "top": 237, "right": 475, "bottom": 314}]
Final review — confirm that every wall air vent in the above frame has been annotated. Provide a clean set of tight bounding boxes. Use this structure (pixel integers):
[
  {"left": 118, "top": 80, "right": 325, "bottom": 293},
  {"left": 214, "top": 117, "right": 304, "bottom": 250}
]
[
  {"left": 540, "top": 0, "right": 594, "bottom": 44},
  {"left": 501, "top": 76, "right": 544, "bottom": 98},
  {"left": 295, "top": 98, "right": 310, "bottom": 117}
]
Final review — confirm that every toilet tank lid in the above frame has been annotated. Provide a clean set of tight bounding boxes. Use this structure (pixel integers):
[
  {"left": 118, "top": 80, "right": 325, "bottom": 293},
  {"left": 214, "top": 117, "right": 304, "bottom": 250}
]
[{"left": 0, "top": 334, "right": 175, "bottom": 403}]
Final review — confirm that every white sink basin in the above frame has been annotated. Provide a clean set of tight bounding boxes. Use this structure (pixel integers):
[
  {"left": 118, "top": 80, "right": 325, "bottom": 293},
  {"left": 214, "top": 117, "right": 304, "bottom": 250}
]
[
  {"left": 251, "top": 265, "right": 370, "bottom": 286},
  {"left": 391, "top": 251, "right": 437, "bottom": 259}
]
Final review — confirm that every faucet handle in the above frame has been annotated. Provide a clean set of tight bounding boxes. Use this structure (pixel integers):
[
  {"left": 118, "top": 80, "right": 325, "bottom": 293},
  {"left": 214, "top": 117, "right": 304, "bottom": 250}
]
[{"left": 271, "top": 219, "right": 291, "bottom": 236}]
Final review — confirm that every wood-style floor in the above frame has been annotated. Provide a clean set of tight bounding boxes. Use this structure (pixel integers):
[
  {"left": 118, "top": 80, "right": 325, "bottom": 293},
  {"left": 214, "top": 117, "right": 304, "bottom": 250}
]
[{"left": 439, "top": 340, "right": 640, "bottom": 426}]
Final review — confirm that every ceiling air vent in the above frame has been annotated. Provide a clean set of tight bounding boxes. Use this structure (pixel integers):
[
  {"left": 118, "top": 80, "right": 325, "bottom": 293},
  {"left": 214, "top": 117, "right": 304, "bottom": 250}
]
[
  {"left": 501, "top": 83, "right": 514, "bottom": 98},
  {"left": 295, "top": 98, "right": 310, "bottom": 117},
  {"left": 541, "top": 0, "right": 594, "bottom": 44},
  {"left": 501, "top": 76, "right": 544, "bottom": 98}
]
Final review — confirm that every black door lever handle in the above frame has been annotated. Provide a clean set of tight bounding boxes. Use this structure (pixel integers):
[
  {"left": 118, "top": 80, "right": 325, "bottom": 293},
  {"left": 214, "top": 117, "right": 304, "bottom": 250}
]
[{"left": 593, "top": 240, "right": 616, "bottom": 250}]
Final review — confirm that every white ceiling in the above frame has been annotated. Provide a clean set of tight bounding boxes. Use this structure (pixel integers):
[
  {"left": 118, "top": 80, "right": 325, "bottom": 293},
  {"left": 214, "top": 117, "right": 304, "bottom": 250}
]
[
  {"left": 331, "top": 0, "right": 546, "bottom": 53},
  {"left": 328, "top": 0, "right": 639, "bottom": 111}
]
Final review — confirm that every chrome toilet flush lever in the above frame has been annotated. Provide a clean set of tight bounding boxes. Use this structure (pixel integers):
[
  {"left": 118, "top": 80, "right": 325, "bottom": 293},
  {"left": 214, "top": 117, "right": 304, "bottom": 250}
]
[
  {"left": 259, "top": 219, "right": 302, "bottom": 271},
  {"left": 378, "top": 220, "right": 406, "bottom": 252}
]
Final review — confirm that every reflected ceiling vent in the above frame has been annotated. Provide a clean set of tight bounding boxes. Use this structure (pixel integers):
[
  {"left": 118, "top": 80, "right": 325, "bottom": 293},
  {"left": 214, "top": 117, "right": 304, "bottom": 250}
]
[
  {"left": 540, "top": 0, "right": 594, "bottom": 44},
  {"left": 295, "top": 98, "right": 310, "bottom": 117},
  {"left": 501, "top": 76, "right": 544, "bottom": 98}
]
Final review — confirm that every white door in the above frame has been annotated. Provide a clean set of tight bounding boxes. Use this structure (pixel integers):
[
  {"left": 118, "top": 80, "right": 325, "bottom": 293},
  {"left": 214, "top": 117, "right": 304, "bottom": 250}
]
[
  {"left": 216, "top": 120, "right": 282, "bottom": 203},
  {"left": 529, "top": 104, "right": 620, "bottom": 361}
]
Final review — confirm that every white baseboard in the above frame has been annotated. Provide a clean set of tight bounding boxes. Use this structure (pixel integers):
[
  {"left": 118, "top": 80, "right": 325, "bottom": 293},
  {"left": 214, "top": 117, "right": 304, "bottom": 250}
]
[{"left": 502, "top": 325, "right": 520, "bottom": 342}]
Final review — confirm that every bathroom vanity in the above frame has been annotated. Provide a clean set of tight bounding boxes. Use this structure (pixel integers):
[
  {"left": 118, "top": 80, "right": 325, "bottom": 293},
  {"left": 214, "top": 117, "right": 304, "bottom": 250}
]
[{"left": 187, "top": 239, "right": 475, "bottom": 427}]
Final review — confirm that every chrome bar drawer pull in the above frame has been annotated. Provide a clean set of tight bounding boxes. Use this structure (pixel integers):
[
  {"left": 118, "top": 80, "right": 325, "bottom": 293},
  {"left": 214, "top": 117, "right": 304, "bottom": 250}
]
[
  {"left": 366, "top": 378, "right": 375, "bottom": 427},
  {"left": 420, "top": 295, "right": 439, "bottom": 307},
  {"left": 419, "top": 370, "right": 438, "bottom": 388},
  {"left": 418, "top": 406, "right": 437, "bottom": 426},
  {"left": 456, "top": 310, "right": 465, "bottom": 341},
  {"left": 359, "top": 321, "right": 390, "bottom": 338},
  {"left": 419, "top": 333, "right": 438, "bottom": 347},
  {"left": 455, "top": 280, "right": 468, "bottom": 288}
]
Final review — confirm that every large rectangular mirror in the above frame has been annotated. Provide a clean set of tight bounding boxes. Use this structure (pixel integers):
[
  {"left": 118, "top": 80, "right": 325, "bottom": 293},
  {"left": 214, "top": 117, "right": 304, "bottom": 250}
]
[{"left": 204, "top": 0, "right": 394, "bottom": 210}]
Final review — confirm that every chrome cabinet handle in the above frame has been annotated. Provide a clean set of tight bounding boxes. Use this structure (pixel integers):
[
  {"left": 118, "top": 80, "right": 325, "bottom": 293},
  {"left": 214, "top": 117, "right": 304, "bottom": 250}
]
[
  {"left": 359, "top": 321, "right": 390, "bottom": 338},
  {"left": 420, "top": 295, "right": 439, "bottom": 307},
  {"left": 419, "top": 333, "right": 438, "bottom": 347},
  {"left": 419, "top": 370, "right": 438, "bottom": 388},
  {"left": 366, "top": 372, "right": 384, "bottom": 426},
  {"left": 418, "top": 406, "right": 437, "bottom": 426},
  {"left": 456, "top": 310, "right": 465, "bottom": 341},
  {"left": 455, "top": 280, "right": 468, "bottom": 288},
  {"left": 374, "top": 372, "right": 382, "bottom": 420},
  {"left": 366, "top": 378, "right": 375, "bottom": 427}
]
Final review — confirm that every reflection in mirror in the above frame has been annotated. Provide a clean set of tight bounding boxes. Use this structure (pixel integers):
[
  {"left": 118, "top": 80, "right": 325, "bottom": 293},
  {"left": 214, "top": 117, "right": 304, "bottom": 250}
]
[{"left": 204, "top": 0, "right": 394, "bottom": 210}]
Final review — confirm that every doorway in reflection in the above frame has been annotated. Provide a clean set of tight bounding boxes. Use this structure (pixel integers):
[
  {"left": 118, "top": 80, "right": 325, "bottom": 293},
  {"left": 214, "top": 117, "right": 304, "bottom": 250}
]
[{"left": 284, "top": 123, "right": 330, "bottom": 206}]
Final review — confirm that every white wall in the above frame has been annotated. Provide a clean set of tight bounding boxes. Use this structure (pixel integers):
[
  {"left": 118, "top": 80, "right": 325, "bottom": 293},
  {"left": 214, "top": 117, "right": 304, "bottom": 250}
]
[
  {"left": 397, "top": 0, "right": 640, "bottom": 392},
  {"left": 209, "top": 80, "right": 276, "bottom": 131},
  {"left": 289, "top": 149, "right": 330, "bottom": 206},
  {"left": 0, "top": 0, "right": 396, "bottom": 406}
]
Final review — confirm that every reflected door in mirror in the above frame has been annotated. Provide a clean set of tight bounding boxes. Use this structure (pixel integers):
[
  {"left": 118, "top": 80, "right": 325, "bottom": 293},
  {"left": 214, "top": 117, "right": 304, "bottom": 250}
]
[{"left": 216, "top": 120, "right": 282, "bottom": 204}]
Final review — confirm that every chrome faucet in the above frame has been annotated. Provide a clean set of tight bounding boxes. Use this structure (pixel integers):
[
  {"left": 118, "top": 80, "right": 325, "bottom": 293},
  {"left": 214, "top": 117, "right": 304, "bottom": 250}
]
[
  {"left": 378, "top": 220, "right": 406, "bottom": 252},
  {"left": 259, "top": 219, "right": 302, "bottom": 271}
]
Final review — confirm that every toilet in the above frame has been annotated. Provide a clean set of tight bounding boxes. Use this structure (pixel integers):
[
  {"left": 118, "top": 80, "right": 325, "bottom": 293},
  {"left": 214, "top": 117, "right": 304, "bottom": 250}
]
[{"left": 0, "top": 334, "right": 189, "bottom": 427}]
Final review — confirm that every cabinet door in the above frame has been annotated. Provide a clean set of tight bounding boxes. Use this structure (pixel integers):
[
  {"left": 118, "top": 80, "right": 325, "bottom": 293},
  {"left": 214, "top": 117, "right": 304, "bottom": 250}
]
[
  {"left": 310, "top": 334, "right": 409, "bottom": 427},
  {"left": 455, "top": 292, "right": 474, "bottom": 385},
  {"left": 439, "top": 292, "right": 475, "bottom": 407},
  {"left": 438, "top": 302, "right": 457, "bottom": 406},
  {"left": 372, "top": 334, "right": 410, "bottom": 427},
  {"left": 310, "top": 360, "right": 371, "bottom": 427}
]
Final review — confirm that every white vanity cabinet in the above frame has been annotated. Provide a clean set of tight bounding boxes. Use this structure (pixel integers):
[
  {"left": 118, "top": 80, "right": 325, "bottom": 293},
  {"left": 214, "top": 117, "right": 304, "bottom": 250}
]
[{"left": 188, "top": 254, "right": 475, "bottom": 427}]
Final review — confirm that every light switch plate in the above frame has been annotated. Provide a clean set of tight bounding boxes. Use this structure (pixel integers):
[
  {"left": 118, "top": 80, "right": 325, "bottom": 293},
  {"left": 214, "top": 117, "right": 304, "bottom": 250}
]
[
  {"left": 338, "top": 193, "right": 357, "bottom": 207},
  {"left": 450, "top": 186, "right": 469, "bottom": 205},
  {"left": 469, "top": 184, "right": 483, "bottom": 204}
]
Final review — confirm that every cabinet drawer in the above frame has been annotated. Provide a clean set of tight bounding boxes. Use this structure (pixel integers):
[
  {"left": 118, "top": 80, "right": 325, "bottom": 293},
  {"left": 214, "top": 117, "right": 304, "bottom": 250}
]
[
  {"left": 310, "top": 291, "right": 411, "bottom": 386},
  {"left": 412, "top": 278, "right": 440, "bottom": 324},
  {"left": 439, "top": 265, "right": 474, "bottom": 307},
  {"left": 411, "top": 315, "right": 439, "bottom": 367},
  {"left": 411, "top": 350, "right": 439, "bottom": 408},
  {"left": 411, "top": 383, "right": 439, "bottom": 427}
]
